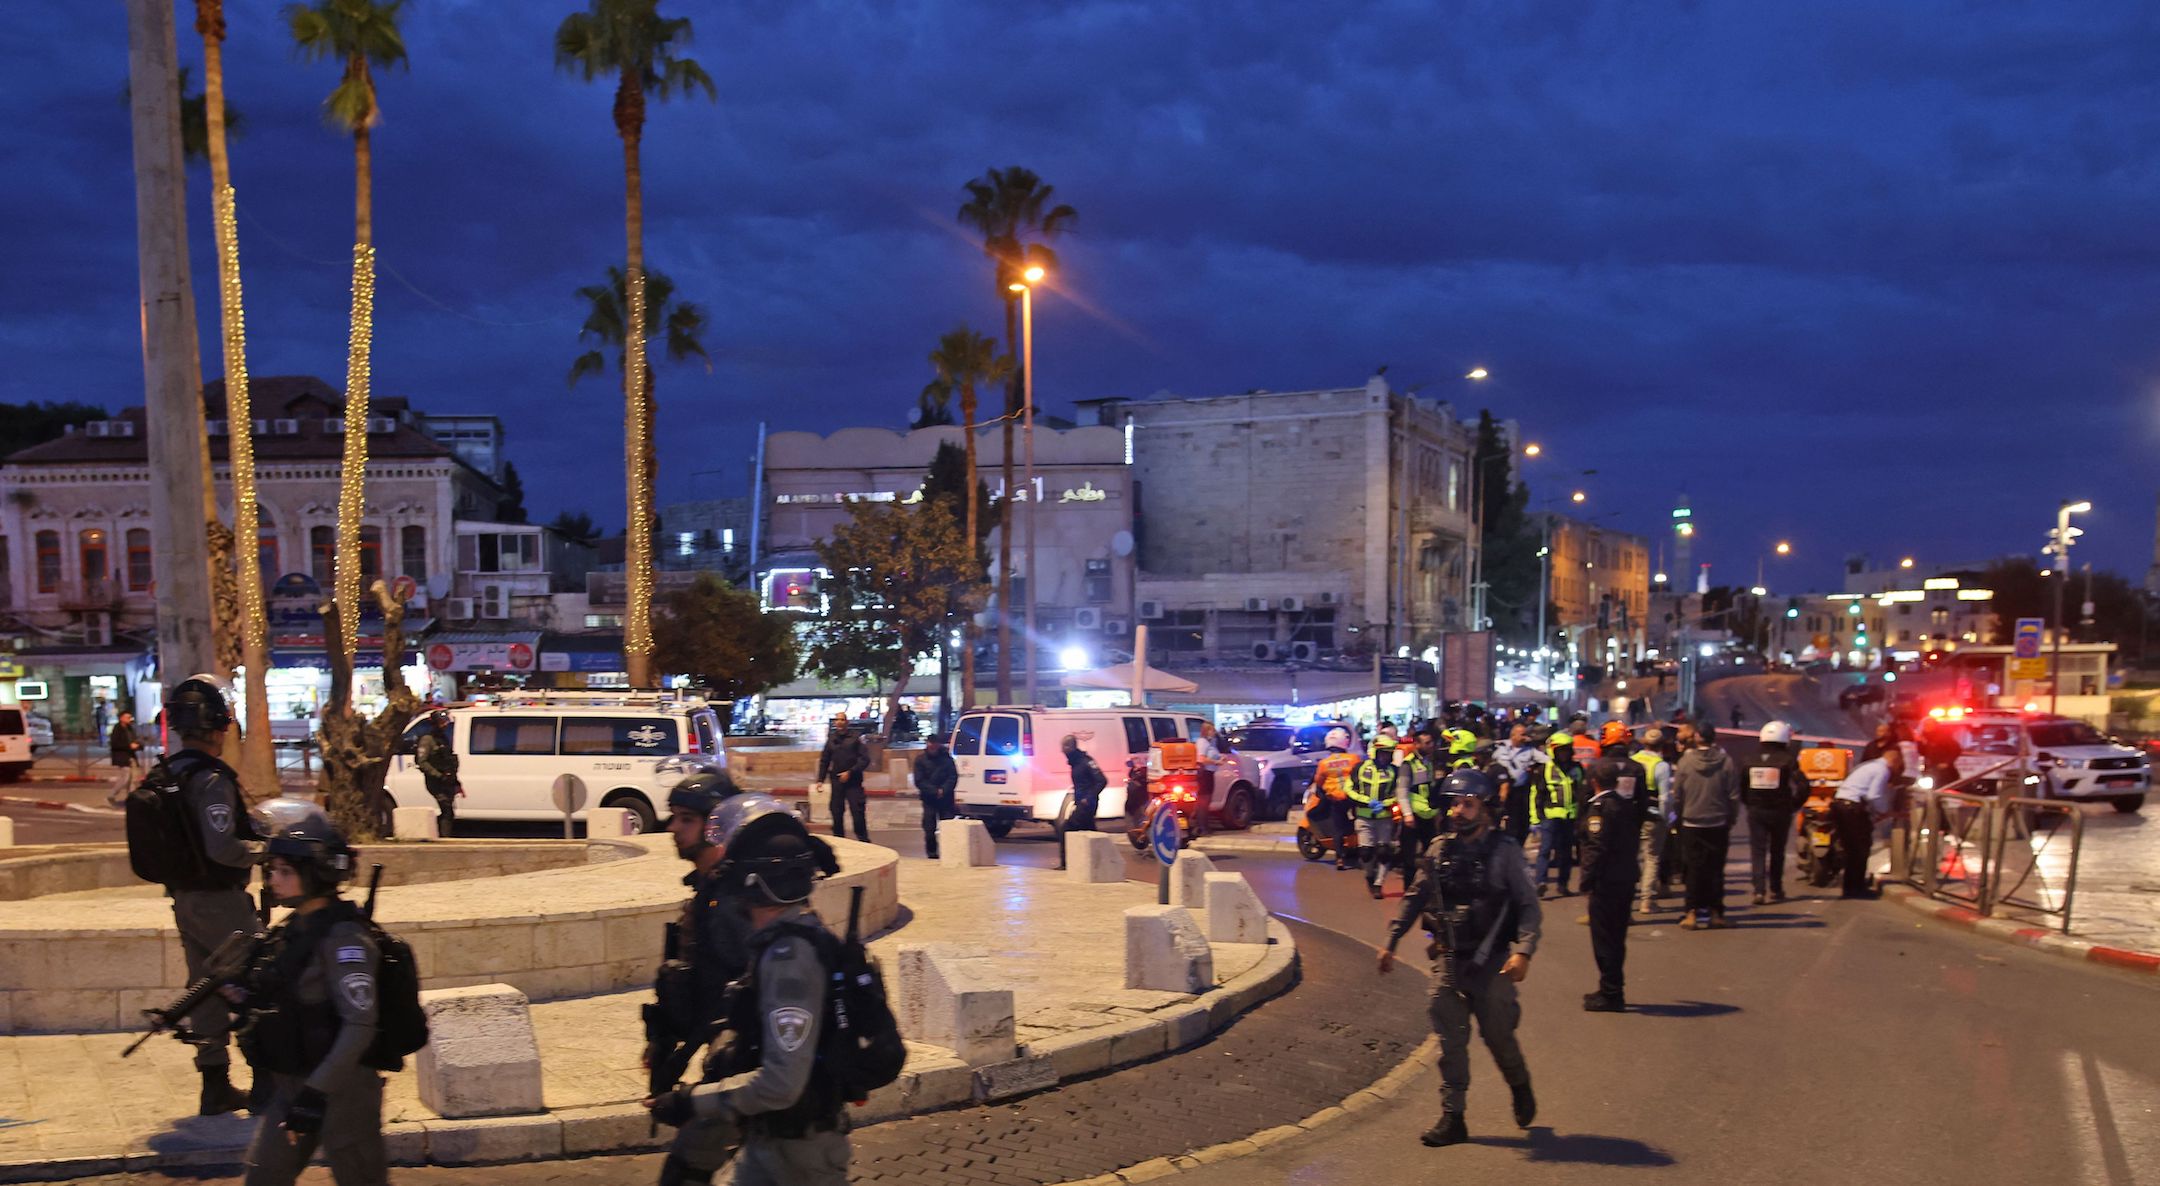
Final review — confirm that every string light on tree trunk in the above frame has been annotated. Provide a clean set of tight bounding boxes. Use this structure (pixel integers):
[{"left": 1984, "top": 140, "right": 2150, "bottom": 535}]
[
  {"left": 332, "top": 243, "right": 376, "bottom": 663},
  {"left": 623, "top": 264, "right": 654, "bottom": 673},
  {"left": 210, "top": 185, "right": 268, "bottom": 647}
]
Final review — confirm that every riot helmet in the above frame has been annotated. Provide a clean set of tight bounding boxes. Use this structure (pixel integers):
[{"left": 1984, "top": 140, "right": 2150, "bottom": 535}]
[
  {"left": 253, "top": 797, "right": 355, "bottom": 901},
  {"left": 166, "top": 674, "right": 234, "bottom": 737},
  {"left": 1324, "top": 727, "right": 1351, "bottom": 752},
  {"left": 705, "top": 793, "right": 839, "bottom": 906}
]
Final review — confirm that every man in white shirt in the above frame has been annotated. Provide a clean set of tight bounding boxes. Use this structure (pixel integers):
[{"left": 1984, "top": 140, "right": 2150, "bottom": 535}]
[{"left": 1831, "top": 747, "right": 1905, "bottom": 899}]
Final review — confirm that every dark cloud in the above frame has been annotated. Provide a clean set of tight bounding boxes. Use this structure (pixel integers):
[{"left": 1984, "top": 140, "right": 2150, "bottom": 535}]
[{"left": 7, "top": 0, "right": 2159, "bottom": 585}]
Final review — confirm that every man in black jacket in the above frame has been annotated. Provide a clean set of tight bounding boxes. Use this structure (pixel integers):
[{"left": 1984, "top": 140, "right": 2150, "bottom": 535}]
[
  {"left": 816, "top": 723, "right": 871, "bottom": 841},
  {"left": 1743, "top": 721, "right": 1812, "bottom": 904},
  {"left": 1057, "top": 735, "right": 1109, "bottom": 870},
  {"left": 912, "top": 735, "right": 958, "bottom": 859}
]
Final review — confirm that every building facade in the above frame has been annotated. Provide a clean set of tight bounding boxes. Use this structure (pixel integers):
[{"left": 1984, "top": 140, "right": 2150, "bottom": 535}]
[{"left": 1543, "top": 513, "right": 1651, "bottom": 661}]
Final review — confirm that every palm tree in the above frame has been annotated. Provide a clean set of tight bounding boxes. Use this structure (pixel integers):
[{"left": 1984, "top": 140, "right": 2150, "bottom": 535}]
[
  {"left": 286, "top": 0, "right": 407, "bottom": 666},
  {"left": 191, "top": 0, "right": 277, "bottom": 796},
  {"left": 556, "top": 0, "right": 714, "bottom": 689},
  {"left": 568, "top": 265, "right": 712, "bottom": 493},
  {"left": 921, "top": 328, "right": 1011, "bottom": 706},
  {"left": 957, "top": 167, "right": 1075, "bottom": 702}
]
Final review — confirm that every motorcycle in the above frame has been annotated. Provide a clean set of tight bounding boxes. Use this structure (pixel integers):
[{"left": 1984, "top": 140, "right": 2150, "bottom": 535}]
[
  {"left": 1127, "top": 768, "right": 1201, "bottom": 852},
  {"left": 1796, "top": 795, "right": 1841, "bottom": 888},
  {"left": 1295, "top": 789, "right": 1353, "bottom": 863}
]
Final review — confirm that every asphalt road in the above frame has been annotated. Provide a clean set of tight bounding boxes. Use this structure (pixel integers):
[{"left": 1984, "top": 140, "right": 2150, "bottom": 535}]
[{"left": 1699, "top": 671, "right": 1867, "bottom": 740}]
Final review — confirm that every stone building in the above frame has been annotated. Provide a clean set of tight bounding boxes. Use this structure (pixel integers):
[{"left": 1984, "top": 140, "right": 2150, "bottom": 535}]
[{"left": 1542, "top": 513, "right": 1651, "bottom": 661}]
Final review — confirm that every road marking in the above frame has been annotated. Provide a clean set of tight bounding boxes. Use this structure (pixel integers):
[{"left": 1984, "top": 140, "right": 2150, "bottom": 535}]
[{"left": 2062, "top": 1049, "right": 2160, "bottom": 1185}]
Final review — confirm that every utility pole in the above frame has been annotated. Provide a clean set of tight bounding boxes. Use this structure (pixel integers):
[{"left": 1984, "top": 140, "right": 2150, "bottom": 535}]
[{"left": 127, "top": 0, "right": 216, "bottom": 682}]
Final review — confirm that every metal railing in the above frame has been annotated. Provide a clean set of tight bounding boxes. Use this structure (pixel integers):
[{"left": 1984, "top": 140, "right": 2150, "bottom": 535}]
[
  {"left": 1987, "top": 797, "right": 2084, "bottom": 934},
  {"left": 1899, "top": 761, "right": 2087, "bottom": 934}
]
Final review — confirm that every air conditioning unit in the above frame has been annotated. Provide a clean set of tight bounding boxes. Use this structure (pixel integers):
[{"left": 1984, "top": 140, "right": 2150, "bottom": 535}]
[
  {"left": 441, "top": 597, "right": 474, "bottom": 620},
  {"left": 480, "top": 585, "right": 509, "bottom": 619},
  {"left": 1289, "top": 641, "right": 1319, "bottom": 662},
  {"left": 1139, "top": 599, "right": 1165, "bottom": 620},
  {"left": 204, "top": 420, "right": 228, "bottom": 437},
  {"left": 325, "top": 417, "right": 346, "bottom": 434},
  {"left": 1244, "top": 597, "right": 1269, "bottom": 612},
  {"left": 1074, "top": 607, "right": 1103, "bottom": 631},
  {"left": 83, "top": 615, "right": 111, "bottom": 648},
  {"left": 1280, "top": 596, "right": 1305, "bottom": 612},
  {"left": 252, "top": 419, "right": 271, "bottom": 436},
  {"left": 1316, "top": 591, "right": 1340, "bottom": 606},
  {"left": 1103, "top": 617, "right": 1129, "bottom": 635},
  {"left": 1251, "top": 641, "right": 1286, "bottom": 661},
  {"left": 273, "top": 419, "right": 300, "bottom": 436},
  {"left": 112, "top": 421, "right": 136, "bottom": 437},
  {"left": 366, "top": 417, "right": 398, "bottom": 434},
  {"left": 84, "top": 422, "right": 111, "bottom": 438}
]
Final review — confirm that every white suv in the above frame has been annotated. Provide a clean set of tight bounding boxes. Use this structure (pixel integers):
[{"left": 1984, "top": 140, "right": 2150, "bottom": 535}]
[
  {"left": 1944, "top": 711, "right": 2146, "bottom": 813},
  {"left": 386, "top": 691, "right": 726, "bottom": 833},
  {"left": 1221, "top": 720, "right": 1357, "bottom": 821}
]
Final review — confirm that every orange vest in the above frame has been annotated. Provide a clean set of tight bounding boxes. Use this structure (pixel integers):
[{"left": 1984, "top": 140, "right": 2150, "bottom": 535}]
[{"left": 1313, "top": 752, "right": 1360, "bottom": 800}]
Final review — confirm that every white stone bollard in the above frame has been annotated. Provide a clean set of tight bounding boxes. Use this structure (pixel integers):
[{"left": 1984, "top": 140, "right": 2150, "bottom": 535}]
[
  {"left": 415, "top": 984, "right": 545, "bottom": 1118},
  {"left": 1123, "top": 904, "right": 1215, "bottom": 993},
  {"left": 897, "top": 944, "right": 1015, "bottom": 1066},
  {"left": 585, "top": 808, "right": 638, "bottom": 838},
  {"left": 0, "top": 817, "right": 12, "bottom": 847},
  {"left": 1169, "top": 850, "right": 1217, "bottom": 907},
  {"left": 1203, "top": 872, "right": 1270, "bottom": 944},
  {"left": 1065, "top": 831, "right": 1124, "bottom": 883},
  {"left": 938, "top": 818, "right": 997, "bottom": 868},
  {"left": 391, "top": 806, "right": 439, "bottom": 840}
]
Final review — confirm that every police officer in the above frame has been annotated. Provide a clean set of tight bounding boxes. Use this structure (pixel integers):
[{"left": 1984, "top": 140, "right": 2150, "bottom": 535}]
[
  {"left": 1744, "top": 722, "right": 1812, "bottom": 904},
  {"left": 1577, "top": 759, "right": 1640, "bottom": 1012},
  {"left": 1379, "top": 769, "right": 1540, "bottom": 1148},
  {"left": 651, "top": 772, "right": 753, "bottom": 1186},
  {"left": 155, "top": 675, "right": 262, "bottom": 1115},
  {"left": 1347, "top": 736, "right": 1401, "bottom": 899},
  {"left": 413, "top": 709, "right": 461, "bottom": 837},
  {"left": 238, "top": 800, "right": 386, "bottom": 1186},
  {"left": 1529, "top": 734, "right": 1584, "bottom": 898},
  {"left": 816, "top": 721, "right": 871, "bottom": 841},
  {"left": 912, "top": 734, "right": 958, "bottom": 860},
  {"left": 1057, "top": 735, "right": 1108, "bottom": 870},
  {"left": 653, "top": 795, "right": 848, "bottom": 1184}
]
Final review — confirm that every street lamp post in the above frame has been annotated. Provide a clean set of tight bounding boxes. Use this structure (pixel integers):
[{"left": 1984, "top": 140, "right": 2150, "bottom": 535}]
[
  {"left": 1011, "top": 266, "right": 1044, "bottom": 704},
  {"left": 2050, "top": 499, "right": 2092, "bottom": 715}
]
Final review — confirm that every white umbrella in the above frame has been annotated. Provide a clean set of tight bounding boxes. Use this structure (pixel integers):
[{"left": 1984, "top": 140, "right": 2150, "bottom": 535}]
[{"left": 1062, "top": 661, "right": 1198, "bottom": 696}]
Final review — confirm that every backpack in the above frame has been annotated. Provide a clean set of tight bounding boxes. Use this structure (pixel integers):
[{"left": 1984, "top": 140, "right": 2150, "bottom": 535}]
[
  {"left": 124, "top": 757, "right": 211, "bottom": 887},
  {"left": 362, "top": 925, "right": 430, "bottom": 1071},
  {"left": 760, "top": 886, "right": 906, "bottom": 1103}
]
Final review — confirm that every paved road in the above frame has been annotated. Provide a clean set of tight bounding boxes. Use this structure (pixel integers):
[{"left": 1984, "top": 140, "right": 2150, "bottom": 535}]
[
  {"left": 1700, "top": 671, "right": 1865, "bottom": 740},
  {"left": 21, "top": 810, "right": 2160, "bottom": 1185}
]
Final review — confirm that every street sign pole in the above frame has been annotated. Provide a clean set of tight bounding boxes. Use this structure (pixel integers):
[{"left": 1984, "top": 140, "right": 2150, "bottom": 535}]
[{"left": 1151, "top": 801, "right": 1180, "bottom": 904}]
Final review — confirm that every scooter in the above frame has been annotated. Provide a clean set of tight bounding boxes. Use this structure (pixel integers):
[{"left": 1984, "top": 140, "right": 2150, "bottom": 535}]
[
  {"left": 1795, "top": 795, "right": 1841, "bottom": 888},
  {"left": 1294, "top": 790, "right": 1357, "bottom": 864},
  {"left": 1127, "top": 768, "right": 1201, "bottom": 852}
]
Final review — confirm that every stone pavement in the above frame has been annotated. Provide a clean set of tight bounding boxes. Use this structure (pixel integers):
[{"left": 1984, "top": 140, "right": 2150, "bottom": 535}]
[
  {"left": 0, "top": 855, "right": 1279, "bottom": 1178},
  {"left": 19, "top": 919, "right": 1425, "bottom": 1186}
]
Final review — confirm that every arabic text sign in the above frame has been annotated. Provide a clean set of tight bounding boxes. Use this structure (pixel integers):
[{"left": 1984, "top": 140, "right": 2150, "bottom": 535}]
[{"left": 426, "top": 641, "right": 535, "bottom": 673}]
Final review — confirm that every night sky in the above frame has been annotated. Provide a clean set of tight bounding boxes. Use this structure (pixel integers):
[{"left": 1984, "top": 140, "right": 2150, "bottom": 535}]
[{"left": 9, "top": 2, "right": 2159, "bottom": 590}]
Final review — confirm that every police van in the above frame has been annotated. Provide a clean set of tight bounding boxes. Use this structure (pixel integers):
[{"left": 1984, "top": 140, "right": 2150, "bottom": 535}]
[
  {"left": 949, "top": 706, "right": 1218, "bottom": 838},
  {"left": 384, "top": 690, "right": 727, "bottom": 833}
]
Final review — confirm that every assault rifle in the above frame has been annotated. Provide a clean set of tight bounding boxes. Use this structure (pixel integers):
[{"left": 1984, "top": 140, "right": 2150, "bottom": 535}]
[
  {"left": 643, "top": 921, "right": 719, "bottom": 1135},
  {"left": 121, "top": 926, "right": 273, "bottom": 1058}
]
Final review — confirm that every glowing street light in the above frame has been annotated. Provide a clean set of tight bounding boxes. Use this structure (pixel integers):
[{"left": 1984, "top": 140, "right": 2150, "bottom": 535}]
[
  {"left": 1009, "top": 263, "right": 1049, "bottom": 701},
  {"left": 1570, "top": 490, "right": 1586, "bottom": 503},
  {"left": 2048, "top": 499, "right": 2094, "bottom": 714},
  {"left": 1523, "top": 442, "right": 1541, "bottom": 457},
  {"left": 1775, "top": 541, "right": 1792, "bottom": 555},
  {"left": 1466, "top": 367, "right": 1489, "bottom": 380},
  {"left": 1899, "top": 557, "right": 1914, "bottom": 569}
]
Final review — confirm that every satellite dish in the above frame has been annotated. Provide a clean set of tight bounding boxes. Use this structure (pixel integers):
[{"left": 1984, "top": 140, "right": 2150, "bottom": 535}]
[{"left": 1111, "top": 531, "right": 1135, "bottom": 557}]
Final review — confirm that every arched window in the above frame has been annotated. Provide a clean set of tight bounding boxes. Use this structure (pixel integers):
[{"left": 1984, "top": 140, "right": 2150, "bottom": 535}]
[{"left": 80, "top": 528, "right": 108, "bottom": 592}]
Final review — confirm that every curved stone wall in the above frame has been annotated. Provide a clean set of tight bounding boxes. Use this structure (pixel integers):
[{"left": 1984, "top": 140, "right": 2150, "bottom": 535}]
[
  {"left": 0, "top": 839, "right": 635, "bottom": 903},
  {"left": 0, "top": 835, "right": 899, "bottom": 1034}
]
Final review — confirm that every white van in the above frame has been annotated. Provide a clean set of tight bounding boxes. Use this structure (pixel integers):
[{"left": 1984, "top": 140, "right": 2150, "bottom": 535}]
[
  {"left": 0, "top": 707, "right": 31, "bottom": 782},
  {"left": 385, "top": 691, "right": 726, "bottom": 833},
  {"left": 951, "top": 706, "right": 1238, "bottom": 838}
]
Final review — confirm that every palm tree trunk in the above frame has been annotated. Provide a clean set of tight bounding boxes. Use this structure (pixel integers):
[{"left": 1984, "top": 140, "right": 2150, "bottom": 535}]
[
  {"left": 331, "top": 112, "right": 375, "bottom": 675},
  {"left": 996, "top": 295, "right": 1018, "bottom": 703},
  {"left": 126, "top": 0, "right": 218, "bottom": 683},
  {"left": 618, "top": 70, "right": 655, "bottom": 689},
  {"left": 195, "top": 0, "right": 278, "bottom": 798},
  {"left": 961, "top": 382, "right": 978, "bottom": 707}
]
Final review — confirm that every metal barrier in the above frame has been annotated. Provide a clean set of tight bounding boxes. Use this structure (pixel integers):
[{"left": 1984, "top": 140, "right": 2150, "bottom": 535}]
[
  {"left": 1988, "top": 797, "right": 2084, "bottom": 934},
  {"left": 1901, "top": 774, "right": 2086, "bottom": 934},
  {"left": 1909, "top": 788, "right": 1995, "bottom": 910}
]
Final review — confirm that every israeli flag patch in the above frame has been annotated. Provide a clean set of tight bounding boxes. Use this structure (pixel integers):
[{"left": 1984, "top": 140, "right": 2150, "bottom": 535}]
[{"left": 337, "top": 945, "right": 367, "bottom": 963}]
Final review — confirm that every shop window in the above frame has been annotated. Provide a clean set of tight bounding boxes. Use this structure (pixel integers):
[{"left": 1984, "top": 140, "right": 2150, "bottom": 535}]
[
  {"left": 360, "top": 526, "right": 382, "bottom": 583},
  {"left": 310, "top": 526, "right": 334, "bottom": 586},
  {"left": 35, "top": 531, "right": 59, "bottom": 594},
  {"left": 468, "top": 717, "right": 556, "bottom": 755},
  {"left": 80, "top": 529, "right": 108, "bottom": 589},
  {"left": 401, "top": 525, "right": 427, "bottom": 583},
  {"left": 560, "top": 717, "right": 679, "bottom": 756},
  {"left": 126, "top": 529, "right": 152, "bottom": 591}
]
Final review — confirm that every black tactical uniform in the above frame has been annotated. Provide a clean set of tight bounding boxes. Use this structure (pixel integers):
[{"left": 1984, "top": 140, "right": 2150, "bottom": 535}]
[
  {"left": 652, "top": 774, "right": 755, "bottom": 1186},
  {"left": 1577, "top": 760, "right": 1641, "bottom": 1011}
]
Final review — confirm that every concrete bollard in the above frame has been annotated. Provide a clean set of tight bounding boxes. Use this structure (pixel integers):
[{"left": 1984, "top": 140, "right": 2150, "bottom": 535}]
[
  {"left": 1123, "top": 904, "right": 1215, "bottom": 993},
  {"left": 1202, "top": 872, "right": 1270, "bottom": 944},
  {"left": 1169, "top": 850, "right": 1217, "bottom": 907},
  {"left": 897, "top": 944, "right": 1015, "bottom": 1066},
  {"left": 415, "top": 984, "right": 545, "bottom": 1118},
  {"left": 391, "top": 806, "right": 439, "bottom": 841},
  {"left": 0, "top": 817, "right": 12, "bottom": 847},
  {"left": 1064, "top": 831, "right": 1124, "bottom": 884},
  {"left": 585, "top": 808, "right": 638, "bottom": 838},
  {"left": 937, "top": 818, "right": 997, "bottom": 868}
]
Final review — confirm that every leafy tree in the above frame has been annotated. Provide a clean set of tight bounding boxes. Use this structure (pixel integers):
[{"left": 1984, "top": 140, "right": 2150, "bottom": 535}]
[
  {"left": 497, "top": 462, "right": 529, "bottom": 523},
  {"left": 1982, "top": 556, "right": 2154, "bottom": 656},
  {"left": 957, "top": 168, "right": 1075, "bottom": 701},
  {"left": 557, "top": 0, "right": 715, "bottom": 689},
  {"left": 118, "top": 67, "right": 245, "bottom": 164},
  {"left": 804, "top": 494, "right": 984, "bottom": 736},
  {"left": 549, "top": 509, "right": 602, "bottom": 543},
  {"left": 1471, "top": 410, "right": 1539, "bottom": 643},
  {"left": 0, "top": 402, "right": 107, "bottom": 462},
  {"left": 653, "top": 573, "right": 798, "bottom": 706},
  {"left": 920, "top": 328, "right": 1010, "bottom": 703}
]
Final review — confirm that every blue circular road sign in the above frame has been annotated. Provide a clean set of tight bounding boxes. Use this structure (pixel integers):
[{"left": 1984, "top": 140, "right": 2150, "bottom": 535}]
[{"left": 1150, "top": 802, "right": 1181, "bottom": 865}]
